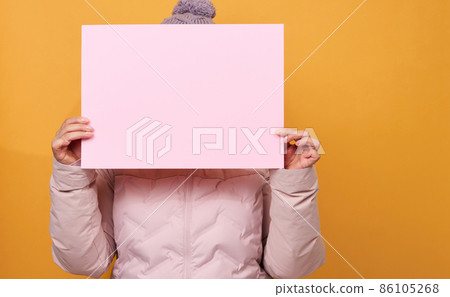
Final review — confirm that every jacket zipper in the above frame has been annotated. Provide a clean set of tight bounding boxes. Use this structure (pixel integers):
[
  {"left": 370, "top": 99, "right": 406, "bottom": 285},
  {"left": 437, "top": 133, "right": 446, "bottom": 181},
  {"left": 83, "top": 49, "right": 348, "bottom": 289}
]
[{"left": 184, "top": 174, "right": 193, "bottom": 278}]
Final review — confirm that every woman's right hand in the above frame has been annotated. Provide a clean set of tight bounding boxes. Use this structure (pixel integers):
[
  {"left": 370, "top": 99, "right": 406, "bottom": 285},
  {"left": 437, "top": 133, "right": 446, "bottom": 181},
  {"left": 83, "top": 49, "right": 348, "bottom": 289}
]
[{"left": 51, "top": 116, "right": 95, "bottom": 165}]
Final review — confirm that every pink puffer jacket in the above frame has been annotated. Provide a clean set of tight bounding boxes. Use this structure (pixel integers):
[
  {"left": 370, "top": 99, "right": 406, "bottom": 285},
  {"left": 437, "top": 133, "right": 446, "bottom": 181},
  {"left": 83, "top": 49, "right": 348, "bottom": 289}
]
[{"left": 49, "top": 156, "right": 325, "bottom": 278}]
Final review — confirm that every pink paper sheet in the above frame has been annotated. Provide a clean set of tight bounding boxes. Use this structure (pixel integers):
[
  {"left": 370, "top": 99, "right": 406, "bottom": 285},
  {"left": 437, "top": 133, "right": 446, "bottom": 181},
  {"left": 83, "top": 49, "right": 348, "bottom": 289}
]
[{"left": 81, "top": 24, "right": 284, "bottom": 168}]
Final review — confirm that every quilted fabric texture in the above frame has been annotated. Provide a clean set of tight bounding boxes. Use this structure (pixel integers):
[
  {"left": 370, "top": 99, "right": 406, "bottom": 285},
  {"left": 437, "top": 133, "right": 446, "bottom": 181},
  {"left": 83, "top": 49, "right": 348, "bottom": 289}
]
[{"left": 49, "top": 157, "right": 326, "bottom": 279}]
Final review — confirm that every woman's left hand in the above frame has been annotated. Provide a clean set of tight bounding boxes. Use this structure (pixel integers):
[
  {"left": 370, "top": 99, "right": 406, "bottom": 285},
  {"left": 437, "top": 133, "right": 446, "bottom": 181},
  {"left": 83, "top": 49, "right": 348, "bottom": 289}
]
[{"left": 275, "top": 129, "right": 321, "bottom": 170}]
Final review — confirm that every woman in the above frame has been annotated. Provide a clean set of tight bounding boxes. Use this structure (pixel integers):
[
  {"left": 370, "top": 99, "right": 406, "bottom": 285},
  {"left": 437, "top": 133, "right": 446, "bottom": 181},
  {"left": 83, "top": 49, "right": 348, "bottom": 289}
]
[{"left": 49, "top": 0, "right": 325, "bottom": 279}]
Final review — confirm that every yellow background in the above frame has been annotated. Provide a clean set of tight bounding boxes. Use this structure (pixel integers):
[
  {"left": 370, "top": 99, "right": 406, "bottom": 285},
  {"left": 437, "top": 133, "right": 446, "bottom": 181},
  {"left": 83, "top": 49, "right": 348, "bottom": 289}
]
[{"left": 0, "top": 0, "right": 449, "bottom": 278}]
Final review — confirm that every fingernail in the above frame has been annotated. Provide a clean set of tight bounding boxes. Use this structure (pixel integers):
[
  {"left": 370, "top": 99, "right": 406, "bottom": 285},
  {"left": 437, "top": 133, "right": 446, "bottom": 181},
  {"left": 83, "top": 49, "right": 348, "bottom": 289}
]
[{"left": 81, "top": 118, "right": 88, "bottom": 122}]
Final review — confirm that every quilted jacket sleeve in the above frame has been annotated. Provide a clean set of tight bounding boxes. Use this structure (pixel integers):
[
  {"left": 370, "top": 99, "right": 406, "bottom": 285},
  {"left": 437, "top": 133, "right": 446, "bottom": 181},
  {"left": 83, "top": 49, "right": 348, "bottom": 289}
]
[
  {"left": 261, "top": 165, "right": 326, "bottom": 278},
  {"left": 48, "top": 156, "right": 116, "bottom": 278}
]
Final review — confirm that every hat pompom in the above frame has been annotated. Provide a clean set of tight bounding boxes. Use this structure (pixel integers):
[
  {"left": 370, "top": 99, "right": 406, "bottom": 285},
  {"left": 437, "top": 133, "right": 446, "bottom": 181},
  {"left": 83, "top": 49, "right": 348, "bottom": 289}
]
[{"left": 172, "top": 0, "right": 216, "bottom": 18}]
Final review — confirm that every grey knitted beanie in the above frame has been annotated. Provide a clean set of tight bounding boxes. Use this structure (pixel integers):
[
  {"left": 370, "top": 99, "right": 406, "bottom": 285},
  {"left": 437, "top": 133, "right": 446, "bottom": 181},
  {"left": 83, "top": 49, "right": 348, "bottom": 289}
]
[{"left": 161, "top": 0, "right": 216, "bottom": 24}]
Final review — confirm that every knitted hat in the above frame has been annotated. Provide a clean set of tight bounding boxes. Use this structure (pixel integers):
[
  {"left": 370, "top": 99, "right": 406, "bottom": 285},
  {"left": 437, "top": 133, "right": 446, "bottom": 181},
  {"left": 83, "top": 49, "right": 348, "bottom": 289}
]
[{"left": 161, "top": 0, "right": 216, "bottom": 24}]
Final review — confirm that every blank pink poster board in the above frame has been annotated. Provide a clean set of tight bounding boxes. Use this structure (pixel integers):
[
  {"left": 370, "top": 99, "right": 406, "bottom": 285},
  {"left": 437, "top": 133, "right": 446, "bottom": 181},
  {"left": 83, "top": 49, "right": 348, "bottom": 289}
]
[{"left": 81, "top": 24, "right": 284, "bottom": 169}]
